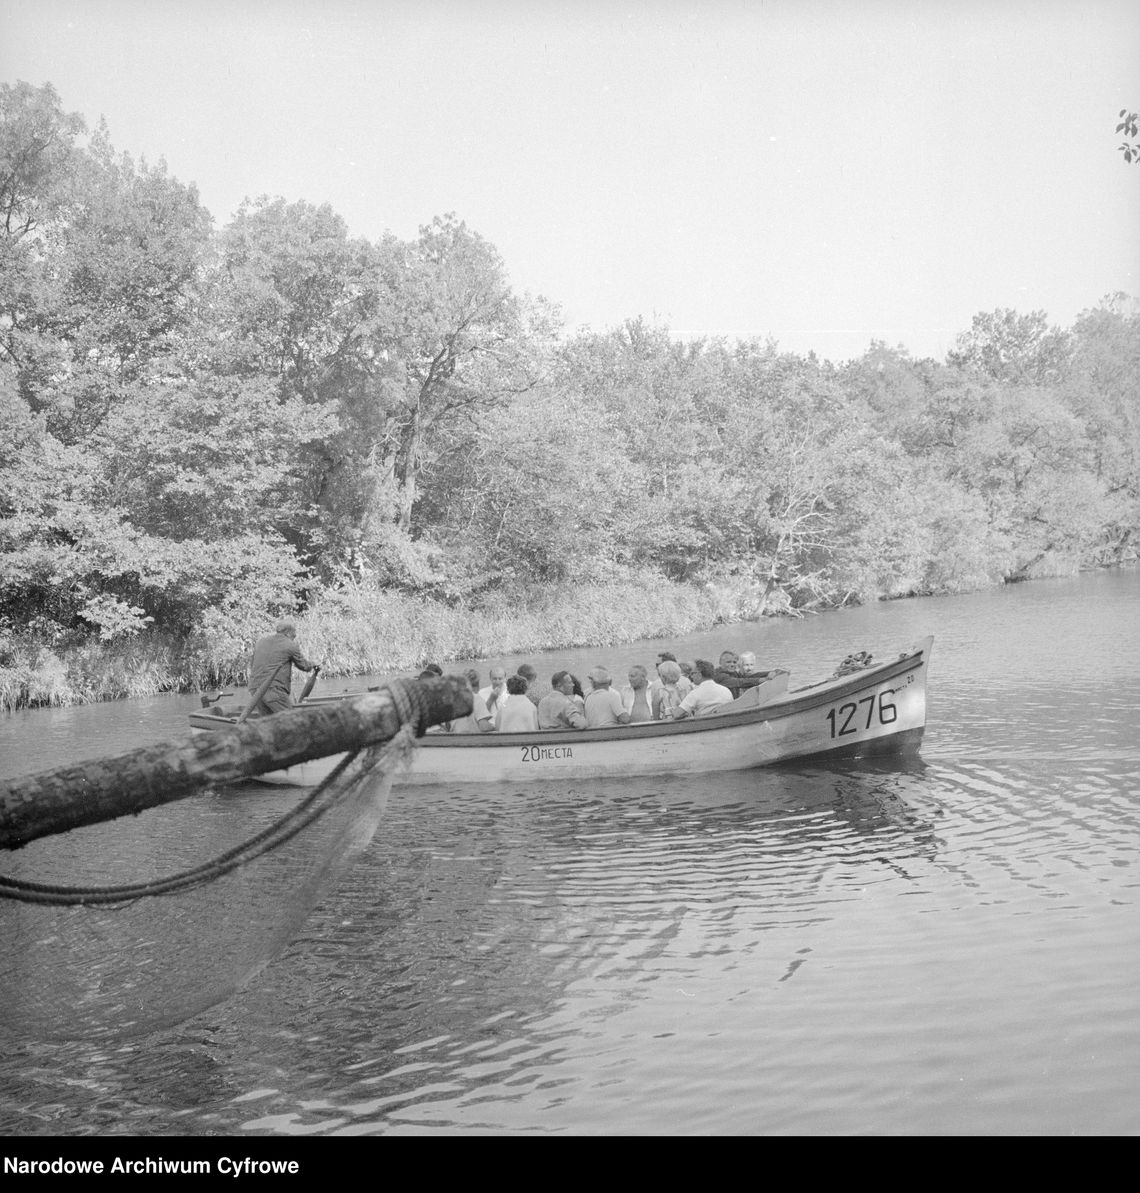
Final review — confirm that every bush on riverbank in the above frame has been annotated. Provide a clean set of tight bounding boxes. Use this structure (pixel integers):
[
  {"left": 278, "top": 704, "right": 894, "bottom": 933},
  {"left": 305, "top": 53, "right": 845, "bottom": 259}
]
[
  {"left": 0, "top": 634, "right": 187, "bottom": 712},
  {"left": 0, "top": 571, "right": 749, "bottom": 711}
]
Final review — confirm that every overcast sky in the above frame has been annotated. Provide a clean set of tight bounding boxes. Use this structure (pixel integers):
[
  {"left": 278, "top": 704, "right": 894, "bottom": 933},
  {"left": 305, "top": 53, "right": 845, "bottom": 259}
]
[{"left": 3, "top": 0, "right": 1138, "bottom": 363}]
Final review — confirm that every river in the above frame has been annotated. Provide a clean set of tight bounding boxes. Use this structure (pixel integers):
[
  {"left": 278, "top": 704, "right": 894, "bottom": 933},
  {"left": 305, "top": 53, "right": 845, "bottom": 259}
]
[{"left": 1, "top": 569, "right": 1137, "bottom": 1136}]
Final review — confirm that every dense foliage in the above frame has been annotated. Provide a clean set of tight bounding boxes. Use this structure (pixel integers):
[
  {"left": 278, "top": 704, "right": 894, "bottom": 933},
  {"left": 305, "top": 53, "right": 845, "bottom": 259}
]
[{"left": 2, "top": 83, "right": 1139, "bottom": 705}]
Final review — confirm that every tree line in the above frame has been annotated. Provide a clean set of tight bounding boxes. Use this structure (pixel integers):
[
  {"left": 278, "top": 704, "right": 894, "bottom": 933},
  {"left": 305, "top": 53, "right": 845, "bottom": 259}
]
[{"left": 2, "top": 82, "right": 1138, "bottom": 699}]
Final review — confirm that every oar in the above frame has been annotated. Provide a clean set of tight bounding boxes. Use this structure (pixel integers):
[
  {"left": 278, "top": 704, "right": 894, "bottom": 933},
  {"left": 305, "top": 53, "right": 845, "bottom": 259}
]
[
  {"left": 297, "top": 664, "right": 322, "bottom": 705},
  {"left": 236, "top": 661, "right": 289, "bottom": 725}
]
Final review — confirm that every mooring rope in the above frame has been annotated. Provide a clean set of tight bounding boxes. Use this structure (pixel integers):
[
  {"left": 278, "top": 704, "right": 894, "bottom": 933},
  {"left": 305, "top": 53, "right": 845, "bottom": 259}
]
[{"left": 0, "top": 680, "right": 430, "bottom": 907}]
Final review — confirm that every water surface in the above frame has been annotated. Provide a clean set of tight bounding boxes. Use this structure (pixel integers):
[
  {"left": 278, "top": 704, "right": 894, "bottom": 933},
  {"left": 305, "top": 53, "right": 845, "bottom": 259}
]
[{"left": 1, "top": 570, "right": 1137, "bottom": 1135}]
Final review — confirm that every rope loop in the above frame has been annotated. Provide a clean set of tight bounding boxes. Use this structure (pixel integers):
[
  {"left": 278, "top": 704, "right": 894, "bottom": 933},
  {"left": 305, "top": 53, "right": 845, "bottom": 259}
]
[{"left": 385, "top": 676, "right": 432, "bottom": 736}]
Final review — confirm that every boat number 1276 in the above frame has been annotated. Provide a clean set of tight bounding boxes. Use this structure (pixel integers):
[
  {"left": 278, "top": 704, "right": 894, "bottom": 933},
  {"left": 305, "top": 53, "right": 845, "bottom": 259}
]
[{"left": 825, "top": 675, "right": 912, "bottom": 739}]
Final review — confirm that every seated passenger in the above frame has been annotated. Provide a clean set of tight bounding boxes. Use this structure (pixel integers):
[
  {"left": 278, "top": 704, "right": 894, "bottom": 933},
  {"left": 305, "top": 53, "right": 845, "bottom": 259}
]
[
  {"left": 516, "top": 662, "right": 549, "bottom": 707},
  {"left": 652, "top": 660, "right": 690, "bottom": 720},
  {"left": 479, "top": 666, "right": 508, "bottom": 728},
  {"left": 713, "top": 650, "right": 742, "bottom": 690},
  {"left": 450, "top": 669, "right": 495, "bottom": 733},
  {"left": 497, "top": 674, "right": 539, "bottom": 732},
  {"left": 732, "top": 649, "right": 784, "bottom": 691},
  {"left": 654, "top": 653, "right": 692, "bottom": 710},
  {"left": 713, "top": 649, "right": 775, "bottom": 697},
  {"left": 673, "top": 659, "right": 734, "bottom": 719},
  {"left": 537, "top": 671, "right": 587, "bottom": 730},
  {"left": 620, "top": 665, "right": 654, "bottom": 723},
  {"left": 584, "top": 666, "right": 631, "bottom": 728}
]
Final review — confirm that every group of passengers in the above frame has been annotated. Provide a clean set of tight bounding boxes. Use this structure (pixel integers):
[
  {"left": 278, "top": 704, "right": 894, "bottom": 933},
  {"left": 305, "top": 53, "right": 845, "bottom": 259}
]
[{"left": 433, "top": 650, "right": 777, "bottom": 734}]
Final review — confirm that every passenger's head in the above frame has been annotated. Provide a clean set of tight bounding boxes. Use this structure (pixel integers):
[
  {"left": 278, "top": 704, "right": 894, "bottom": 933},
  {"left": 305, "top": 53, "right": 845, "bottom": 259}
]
[
  {"left": 507, "top": 674, "right": 528, "bottom": 695},
  {"left": 517, "top": 663, "right": 537, "bottom": 683},
  {"left": 464, "top": 668, "right": 480, "bottom": 691},
  {"left": 588, "top": 666, "right": 612, "bottom": 689},
  {"left": 551, "top": 670, "right": 574, "bottom": 694},
  {"left": 275, "top": 620, "right": 296, "bottom": 638},
  {"left": 695, "top": 658, "right": 717, "bottom": 680},
  {"left": 739, "top": 651, "right": 756, "bottom": 672},
  {"left": 679, "top": 661, "right": 696, "bottom": 680},
  {"left": 718, "top": 650, "right": 739, "bottom": 670},
  {"left": 628, "top": 664, "right": 648, "bottom": 688},
  {"left": 657, "top": 660, "right": 682, "bottom": 684},
  {"left": 422, "top": 662, "right": 443, "bottom": 677},
  {"left": 489, "top": 666, "right": 506, "bottom": 684},
  {"left": 569, "top": 675, "right": 585, "bottom": 699}
]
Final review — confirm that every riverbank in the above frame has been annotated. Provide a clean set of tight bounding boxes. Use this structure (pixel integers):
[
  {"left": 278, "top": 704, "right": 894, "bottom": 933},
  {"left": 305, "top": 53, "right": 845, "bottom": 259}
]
[
  {"left": 7, "top": 556, "right": 1127, "bottom": 714},
  {"left": 0, "top": 571, "right": 786, "bottom": 712}
]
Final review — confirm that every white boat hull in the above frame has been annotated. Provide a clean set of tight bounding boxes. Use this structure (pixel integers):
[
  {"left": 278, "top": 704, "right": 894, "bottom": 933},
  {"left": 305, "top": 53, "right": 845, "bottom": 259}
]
[{"left": 404, "top": 639, "right": 929, "bottom": 784}]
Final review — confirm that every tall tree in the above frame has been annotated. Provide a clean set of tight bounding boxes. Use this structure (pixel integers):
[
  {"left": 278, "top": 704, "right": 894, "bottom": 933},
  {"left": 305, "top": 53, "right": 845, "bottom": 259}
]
[
  {"left": 331, "top": 214, "right": 556, "bottom": 550},
  {"left": 947, "top": 308, "right": 1071, "bottom": 386},
  {"left": 0, "top": 82, "right": 85, "bottom": 413},
  {"left": 1059, "top": 295, "right": 1140, "bottom": 561},
  {"left": 39, "top": 127, "right": 212, "bottom": 442},
  {"left": 210, "top": 196, "right": 374, "bottom": 398}
]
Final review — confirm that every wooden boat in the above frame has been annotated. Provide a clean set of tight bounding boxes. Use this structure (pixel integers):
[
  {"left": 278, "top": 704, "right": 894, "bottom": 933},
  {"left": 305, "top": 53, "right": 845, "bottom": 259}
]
[{"left": 189, "top": 636, "right": 933, "bottom": 786}]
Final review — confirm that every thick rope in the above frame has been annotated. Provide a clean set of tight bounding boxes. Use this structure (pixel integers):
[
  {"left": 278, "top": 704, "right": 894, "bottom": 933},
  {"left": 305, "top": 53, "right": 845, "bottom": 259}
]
[
  {"left": 386, "top": 676, "right": 425, "bottom": 733},
  {"left": 0, "top": 704, "right": 421, "bottom": 907}
]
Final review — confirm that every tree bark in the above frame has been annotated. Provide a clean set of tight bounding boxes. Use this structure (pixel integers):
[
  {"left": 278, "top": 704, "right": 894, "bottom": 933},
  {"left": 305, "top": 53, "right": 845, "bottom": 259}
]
[{"left": 0, "top": 676, "right": 471, "bottom": 851}]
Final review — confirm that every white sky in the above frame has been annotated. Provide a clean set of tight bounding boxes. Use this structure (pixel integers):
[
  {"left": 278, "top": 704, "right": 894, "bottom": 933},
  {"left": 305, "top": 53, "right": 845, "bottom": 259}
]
[{"left": 3, "top": 0, "right": 1138, "bottom": 363}]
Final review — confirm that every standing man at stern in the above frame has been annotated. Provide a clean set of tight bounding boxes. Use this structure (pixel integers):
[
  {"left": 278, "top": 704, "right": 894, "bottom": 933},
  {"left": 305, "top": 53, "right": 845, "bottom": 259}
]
[{"left": 248, "top": 620, "right": 319, "bottom": 715}]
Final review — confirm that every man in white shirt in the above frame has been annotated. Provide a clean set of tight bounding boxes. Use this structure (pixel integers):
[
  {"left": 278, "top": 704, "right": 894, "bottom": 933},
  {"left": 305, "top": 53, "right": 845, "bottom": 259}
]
[
  {"left": 673, "top": 658, "right": 734, "bottom": 719},
  {"left": 478, "top": 666, "right": 508, "bottom": 728}
]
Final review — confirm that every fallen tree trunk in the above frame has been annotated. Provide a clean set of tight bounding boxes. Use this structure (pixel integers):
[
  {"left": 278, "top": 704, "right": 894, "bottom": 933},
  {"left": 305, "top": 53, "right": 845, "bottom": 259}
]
[{"left": 0, "top": 676, "right": 471, "bottom": 851}]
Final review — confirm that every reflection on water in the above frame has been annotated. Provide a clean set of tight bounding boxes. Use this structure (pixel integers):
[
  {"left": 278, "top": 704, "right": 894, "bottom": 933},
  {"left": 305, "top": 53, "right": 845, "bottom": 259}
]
[{"left": 1, "top": 568, "right": 1138, "bottom": 1135}]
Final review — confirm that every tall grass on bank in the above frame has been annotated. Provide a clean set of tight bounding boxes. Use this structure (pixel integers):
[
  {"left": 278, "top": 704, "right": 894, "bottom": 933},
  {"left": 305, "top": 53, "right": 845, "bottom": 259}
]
[
  {"left": 0, "top": 571, "right": 766, "bottom": 712},
  {"left": 0, "top": 635, "right": 187, "bottom": 713},
  {"left": 301, "top": 570, "right": 724, "bottom": 677}
]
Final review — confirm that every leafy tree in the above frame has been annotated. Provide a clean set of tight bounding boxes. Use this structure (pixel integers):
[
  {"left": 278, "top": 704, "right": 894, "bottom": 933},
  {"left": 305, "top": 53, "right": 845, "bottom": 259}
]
[
  {"left": 0, "top": 81, "right": 85, "bottom": 237},
  {"left": 431, "top": 379, "right": 642, "bottom": 584},
  {"left": 2, "top": 102, "right": 212, "bottom": 442},
  {"left": 210, "top": 196, "right": 374, "bottom": 396},
  {"left": 1060, "top": 295, "right": 1140, "bottom": 561},
  {"left": 193, "top": 197, "right": 381, "bottom": 572},
  {"left": 360, "top": 215, "right": 554, "bottom": 534},
  {"left": 87, "top": 367, "right": 337, "bottom": 542},
  {"left": 0, "top": 82, "right": 85, "bottom": 412},
  {"left": 545, "top": 321, "right": 740, "bottom": 579},
  {"left": 947, "top": 309, "right": 1071, "bottom": 385}
]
